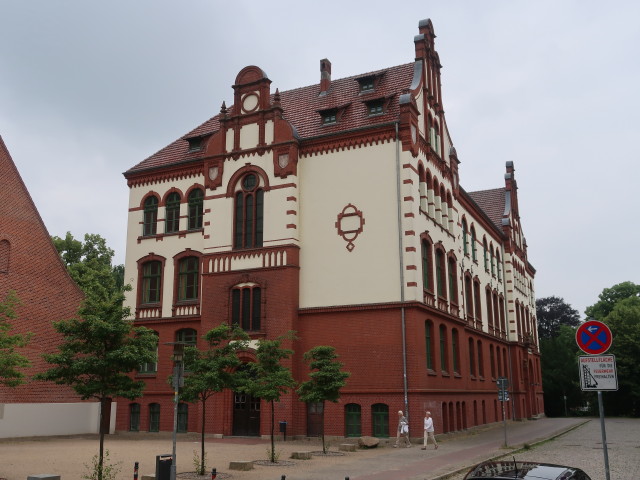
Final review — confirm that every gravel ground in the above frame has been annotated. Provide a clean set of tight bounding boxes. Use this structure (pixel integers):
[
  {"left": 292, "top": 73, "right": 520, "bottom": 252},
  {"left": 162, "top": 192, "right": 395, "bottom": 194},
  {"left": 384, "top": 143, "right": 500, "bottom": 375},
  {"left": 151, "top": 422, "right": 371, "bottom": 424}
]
[{"left": 445, "top": 417, "right": 640, "bottom": 480}]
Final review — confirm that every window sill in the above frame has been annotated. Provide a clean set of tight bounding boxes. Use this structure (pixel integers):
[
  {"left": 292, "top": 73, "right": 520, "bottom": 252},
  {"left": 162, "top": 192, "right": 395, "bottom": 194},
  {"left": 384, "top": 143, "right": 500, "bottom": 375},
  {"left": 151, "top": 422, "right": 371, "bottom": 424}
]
[
  {"left": 426, "top": 369, "right": 438, "bottom": 376},
  {"left": 453, "top": 372, "right": 462, "bottom": 378},
  {"left": 441, "top": 370, "right": 450, "bottom": 377},
  {"left": 136, "top": 373, "right": 157, "bottom": 378}
]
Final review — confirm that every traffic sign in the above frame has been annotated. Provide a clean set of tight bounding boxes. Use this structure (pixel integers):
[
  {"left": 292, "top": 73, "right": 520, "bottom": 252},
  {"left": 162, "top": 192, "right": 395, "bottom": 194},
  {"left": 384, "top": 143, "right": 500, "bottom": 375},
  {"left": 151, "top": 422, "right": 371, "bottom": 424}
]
[
  {"left": 576, "top": 320, "right": 612, "bottom": 355},
  {"left": 579, "top": 355, "right": 618, "bottom": 391}
]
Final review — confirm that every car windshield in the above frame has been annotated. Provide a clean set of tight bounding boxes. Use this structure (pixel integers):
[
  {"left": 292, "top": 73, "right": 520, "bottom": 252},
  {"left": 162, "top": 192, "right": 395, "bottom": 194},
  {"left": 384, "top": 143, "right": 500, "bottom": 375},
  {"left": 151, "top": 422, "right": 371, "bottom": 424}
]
[{"left": 464, "top": 461, "right": 592, "bottom": 480}]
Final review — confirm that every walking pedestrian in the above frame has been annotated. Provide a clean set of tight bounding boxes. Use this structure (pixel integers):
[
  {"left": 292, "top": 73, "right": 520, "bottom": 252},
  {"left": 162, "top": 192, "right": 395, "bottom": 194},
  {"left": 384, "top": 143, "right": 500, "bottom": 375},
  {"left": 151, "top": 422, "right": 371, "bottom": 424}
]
[
  {"left": 394, "top": 410, "right": 411, "bottom": 448},
  {"left": 421, "top": 410, "right": 438, "bottom": 450}
]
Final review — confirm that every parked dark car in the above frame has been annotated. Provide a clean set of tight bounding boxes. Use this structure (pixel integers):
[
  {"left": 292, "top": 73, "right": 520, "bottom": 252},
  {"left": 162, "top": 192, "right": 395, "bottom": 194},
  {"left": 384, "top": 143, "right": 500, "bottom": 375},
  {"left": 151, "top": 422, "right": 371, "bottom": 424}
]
[{"left": 463, "top": 460, "right": 592, "bottom": 480}]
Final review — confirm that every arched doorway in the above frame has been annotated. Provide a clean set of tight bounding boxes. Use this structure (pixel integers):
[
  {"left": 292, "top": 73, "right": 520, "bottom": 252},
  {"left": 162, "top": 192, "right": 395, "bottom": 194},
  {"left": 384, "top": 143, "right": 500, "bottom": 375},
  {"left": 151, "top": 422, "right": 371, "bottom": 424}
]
[{"left": 232, "top": 364, "right": 260, "bottom": 436}]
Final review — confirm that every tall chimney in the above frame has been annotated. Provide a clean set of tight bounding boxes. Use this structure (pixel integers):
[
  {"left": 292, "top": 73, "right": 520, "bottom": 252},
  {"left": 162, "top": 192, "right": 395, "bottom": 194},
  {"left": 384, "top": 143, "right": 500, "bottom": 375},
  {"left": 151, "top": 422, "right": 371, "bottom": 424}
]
[{"left": 320, "top": 58, "right": 331, "bottom": 95}]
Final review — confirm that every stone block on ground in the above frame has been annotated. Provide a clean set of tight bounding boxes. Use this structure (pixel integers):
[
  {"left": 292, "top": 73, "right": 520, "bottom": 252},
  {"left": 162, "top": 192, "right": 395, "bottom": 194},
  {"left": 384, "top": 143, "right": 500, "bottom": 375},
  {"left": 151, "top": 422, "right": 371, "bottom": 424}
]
[
  {"left": 358, "top": 436, "right": 380, "bottom": 448},
  {"left": 290, "top": 451, "right": 312, "bottom": 460},
  {"left": 141, "top": 475, "right": 155, "bottom": 480},
  {"left": 339, "top": 443, "right": 357, "bottom": 452},
  {"left": 229, "top": 461, "right": 254, "bottom": 471},
  {"left": 27, "top": 476, "right": 61, "bottom": 480}
]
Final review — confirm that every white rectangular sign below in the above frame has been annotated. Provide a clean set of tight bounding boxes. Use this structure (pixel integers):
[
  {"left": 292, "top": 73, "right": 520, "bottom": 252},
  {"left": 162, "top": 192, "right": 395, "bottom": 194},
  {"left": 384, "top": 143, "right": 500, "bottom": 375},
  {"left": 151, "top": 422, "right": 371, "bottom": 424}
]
[{"left": 578, "top": 354, "right": 618, "bottom": 391}]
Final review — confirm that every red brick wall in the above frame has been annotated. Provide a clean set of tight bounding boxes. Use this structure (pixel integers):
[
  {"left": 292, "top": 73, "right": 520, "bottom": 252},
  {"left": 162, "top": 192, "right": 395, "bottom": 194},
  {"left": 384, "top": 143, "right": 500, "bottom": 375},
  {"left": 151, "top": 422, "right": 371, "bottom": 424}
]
[{"left": 0, "top": 137, "right": 85, "bottom": 403}]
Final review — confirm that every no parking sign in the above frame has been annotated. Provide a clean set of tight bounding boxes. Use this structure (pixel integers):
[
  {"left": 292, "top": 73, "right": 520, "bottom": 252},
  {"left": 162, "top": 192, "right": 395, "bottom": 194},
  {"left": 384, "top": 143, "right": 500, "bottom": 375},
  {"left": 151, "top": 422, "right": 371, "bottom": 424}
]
[{"left": 576, "top": 320, "right": 612, "bottom": 355}]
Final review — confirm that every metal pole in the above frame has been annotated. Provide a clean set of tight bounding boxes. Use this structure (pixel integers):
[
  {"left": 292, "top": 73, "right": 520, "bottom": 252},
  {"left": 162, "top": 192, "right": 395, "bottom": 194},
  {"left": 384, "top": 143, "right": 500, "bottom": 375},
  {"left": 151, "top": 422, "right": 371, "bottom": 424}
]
[
  {"left": 502, "top": 400, "right": 507, "bottom": 447},
  {"left": 598, "top": 391, "right": 611, "bottom": 480},
  {"left": 171, "top": 385, "right": 178, "bottom": 480}
]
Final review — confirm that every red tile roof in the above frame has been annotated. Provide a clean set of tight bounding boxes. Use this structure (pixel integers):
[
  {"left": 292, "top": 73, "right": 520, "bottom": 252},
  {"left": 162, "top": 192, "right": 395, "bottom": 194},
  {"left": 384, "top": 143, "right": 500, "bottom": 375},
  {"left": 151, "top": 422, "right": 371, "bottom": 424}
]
[
  {"left": 126, "top": 63, "right": 415, "bottom": 175},
  {"left": 467, "top": 187, "right": 506, "bottom": 231}
]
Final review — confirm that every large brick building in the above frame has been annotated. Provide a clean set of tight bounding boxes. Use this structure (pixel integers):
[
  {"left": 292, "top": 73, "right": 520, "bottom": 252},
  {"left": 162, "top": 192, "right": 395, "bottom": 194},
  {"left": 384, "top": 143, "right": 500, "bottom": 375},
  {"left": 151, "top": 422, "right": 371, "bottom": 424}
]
[
  {"left": 119, "top": 19, "right": 542, "bottom": 438},
  {"left": 0, "top": 136, "right": 105, "bottom": 438}
]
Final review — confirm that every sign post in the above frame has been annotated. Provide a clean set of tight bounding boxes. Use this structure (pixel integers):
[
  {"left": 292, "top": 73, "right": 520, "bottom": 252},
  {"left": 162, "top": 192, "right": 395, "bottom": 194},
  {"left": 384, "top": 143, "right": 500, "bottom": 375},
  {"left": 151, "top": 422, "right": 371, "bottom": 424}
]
[
  {"left": 497, "top": 377, "right": 509, "bottom": 447},
  {"left": 576, "top": 320, "right": 614, "bottom": 480}
]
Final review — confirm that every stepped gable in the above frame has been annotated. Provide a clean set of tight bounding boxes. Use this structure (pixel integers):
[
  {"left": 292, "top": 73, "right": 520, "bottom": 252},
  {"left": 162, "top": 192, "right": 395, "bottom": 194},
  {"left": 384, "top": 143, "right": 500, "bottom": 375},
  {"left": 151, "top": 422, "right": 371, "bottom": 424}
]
[
  {"left": 467, "top": 187, "right": 506, "bottom": 230},
  {"left": 0, "top": 135, "right": 83, "bottom": 402},
  {"left": 126, "top": 62, "right": 415, "bottom": 175}
]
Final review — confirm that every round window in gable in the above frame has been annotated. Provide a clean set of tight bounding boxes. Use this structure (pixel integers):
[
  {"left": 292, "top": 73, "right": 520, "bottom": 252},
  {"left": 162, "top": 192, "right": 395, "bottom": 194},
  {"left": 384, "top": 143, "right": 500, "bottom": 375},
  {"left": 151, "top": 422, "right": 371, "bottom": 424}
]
[{"left": 242, "top": 173, "right": 258, "bottom": 191}]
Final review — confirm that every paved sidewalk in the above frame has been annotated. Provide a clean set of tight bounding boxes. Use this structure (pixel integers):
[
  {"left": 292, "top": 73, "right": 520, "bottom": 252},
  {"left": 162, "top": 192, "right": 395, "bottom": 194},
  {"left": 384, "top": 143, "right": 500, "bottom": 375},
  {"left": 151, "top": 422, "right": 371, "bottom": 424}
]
[{"left": 0, "top": 417, "right": 587, "bottom": 480}]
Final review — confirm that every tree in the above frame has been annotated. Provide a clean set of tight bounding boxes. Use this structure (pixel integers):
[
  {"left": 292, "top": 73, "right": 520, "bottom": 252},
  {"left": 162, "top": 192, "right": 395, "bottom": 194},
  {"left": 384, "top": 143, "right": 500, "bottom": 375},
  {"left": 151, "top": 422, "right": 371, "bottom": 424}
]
[
  {"left": 536, "top": 296, "right": 580, "bottom": 341},
  {"left": 38, "top": 232, "right": 156, "bottom": 480},
  {"left": 243, "top": 334, "right": 297, "bottom": 463},
  {"left": 0, "top": 291, "right": 30, "bottom": 387},
  {"left": 539, "top": 325, "right": 583, "bottom": 416},
  {"left": 52, "top": 232, "right": 124, "bottom": 299},
  {"left": 297, "top": 346, "right": 350, "bottom": 453},
  {"left": 584, "top": 281, "right": 640, "bottom": 321},
  {"left": 180, "top": 324, "right": 249, "bottom": 475}
]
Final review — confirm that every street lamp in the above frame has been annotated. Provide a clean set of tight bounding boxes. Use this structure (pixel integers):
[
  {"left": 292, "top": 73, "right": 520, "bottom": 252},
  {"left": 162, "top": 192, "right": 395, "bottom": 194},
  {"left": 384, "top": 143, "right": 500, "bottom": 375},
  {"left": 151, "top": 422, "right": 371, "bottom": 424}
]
[{"left": 166, "top": 342, "right": 186, "bottom": 480}]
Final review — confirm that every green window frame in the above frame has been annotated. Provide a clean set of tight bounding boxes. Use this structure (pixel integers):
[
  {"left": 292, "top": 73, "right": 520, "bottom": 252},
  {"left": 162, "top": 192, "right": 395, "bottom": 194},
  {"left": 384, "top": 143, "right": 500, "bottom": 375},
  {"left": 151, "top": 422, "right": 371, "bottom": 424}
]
[
  {"left": 322, "top": 110, "right": 337, "bottom": 124},
  {"left": 234, "top": 174, "right": 264, "bottom": 249},
  {"left": 165, "top": 192, "right": 181, "bottom": 234},
  {"left": 367, "top": 100, "right": 384, "bottom": 116},
  {"left": 471, "top": 228, "right": 477, "bottom": 262},
  {"left": 452, "top": 329, "right": 460, "bottom": 374},
  {"left": 231, "top": 286, "right": 261, "bottom": 331},
  {"left": 143, "top": 196, "right": 158, "bottom": 236},
  {"left": 359, "top": 78, "right": 374, "bottom": 92},
  {"left": 177, "top": 403, "right": 188, "bottom": 433},
  {"left": 435, "top": 249, "right": 445, "bottom": 298},
  {"left": 421, "top": 240, "right": 431, "bottom": 291},
  {"left": 149, "top": 403, "right": 160, "bottom": 432},
  {"left": 139, "top": 332, "right": 158, "bottom": 374},
  {"left": 448, "top": 257, "right": 458, "bottom": 304},
  {"left": 345, "top": 403, "right": 362, "bottom": 437},
  {"left": 176, "top": 328, "right": 197, "bottom": 345},
  {"left": 483, "top": 239, "right": 488, "bottom": 270},
  {"left": 425, "top": 321, "right": 434, "bottom": 370},
  {"left": 142, "top": 261, "right": 162, "bottom": 304},
  {"left": 490, "top": 248, "right": 495, "bottom": 275},
  {"left": 188, "top": 189, "right": 203, "bottom": 230},
  {"left": 371, "top": 403, "right": 389, "bottom": 438},
  {"left": 178, "top": 257, "right": 199, "bottom": 301},
  {"left": 462, "top": 220, "right": 469, "bottom": 256},
  {"left": 439, "top": 325, "right": 448, "bottom": 372},
  {"left": 129, "top": 403, "right": 140, "bottom": 432}
]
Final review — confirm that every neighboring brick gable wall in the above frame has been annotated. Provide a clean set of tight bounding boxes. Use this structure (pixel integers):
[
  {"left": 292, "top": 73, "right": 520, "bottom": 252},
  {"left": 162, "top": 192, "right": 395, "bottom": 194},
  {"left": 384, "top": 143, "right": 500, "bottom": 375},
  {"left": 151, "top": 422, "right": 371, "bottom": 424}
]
[{"left": 0, "top": 136, "right": 84, "bottom": 403}]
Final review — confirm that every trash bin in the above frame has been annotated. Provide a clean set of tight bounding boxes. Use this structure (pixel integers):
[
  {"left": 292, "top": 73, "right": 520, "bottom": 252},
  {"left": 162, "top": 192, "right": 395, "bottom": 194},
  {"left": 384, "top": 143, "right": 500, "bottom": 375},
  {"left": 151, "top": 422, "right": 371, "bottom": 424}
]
[
  {"left": 156, "top": 454, "right": 173, "bottom": 480},
  {"left": 279, "top": 420, "right": 287, "bottom": 441}
]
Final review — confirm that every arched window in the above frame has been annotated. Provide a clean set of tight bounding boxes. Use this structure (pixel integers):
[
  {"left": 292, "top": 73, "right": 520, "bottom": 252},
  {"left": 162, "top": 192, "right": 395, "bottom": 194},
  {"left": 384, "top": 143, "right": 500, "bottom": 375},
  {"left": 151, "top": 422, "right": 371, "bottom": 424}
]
[
  {"left": 470, "top": 227, "right": 477, "bottom": 262},
  {"left": 177, "top": 403, "right": 188, "bottom": 433},
  {"left": 473, "top": 280, "right": 482, "bottom": 328},
  {"left": 486, "top": 287, "right": 494, "bottom": 331},
  {"left": 464, "top": 274, "right": 473, "bottom": 320},
  {"left": 448, "top": 256, "right": 458, "bottom": 305},
  {"left": 139, "top": 331, "right": 159, "bottom": 374},
  {"left": 425, "top": 320, "right": 434, "bottom": 370},
  {"left": 165, "top": 192, "right": 181, "bottom": 233},
  {"left": 462, "top": 219, "right": 469, "bottom": 256},
  {"left": 149, "top": 403, "right": 160, "bottom": 432},
  {"left": 345, "top": 404, "right": 362, "bottom": 437},
  {"left": 176, "top": 328, "right": 197, "bottom": 345},
  {"left": 231, "top": 284, "right": 262, "bottom": 331},
  {"left": 371, "top": 404, "right": 389, "bottom": 438},
  {"left": 483, "top": 238, "right": 488, "bottom": 271},
  {"left": 439, "top": 325, "right": 448, "bottom": 373},
  {"left": 234, "top": 173, "right": 264, "bottom": 249},
  {"left": 188, "top": 188, "right": 204, "bottom": 230},
  {"left": 143, "top": 196, "right": 159, "bottom": 236},
  {"left": 435, "top": 248, "right": 446, "bottom": 298},
  {"left": 489, "top": 345, "right": 496, "bottom": 378},
  {"left": 418, "top": 165, "right": 427, "bottom": 212},
  {"left": 496, "top": 252, "right": 502, "bottom": 281},
  {"left": 141, "top": 261, "right": 162, "bottom": 304},
  {"left": 468, "top": 338, "right": 476, "bottom": 377},
  {"left": 0, "top": 239, "right": 10, "bottom": 273},
  {"left": 452, "top": 329, "right": 460, "bottom": 374},
  {"left": 129, "top": 403, "right": 141, "bottom": 431},
  {"left": 490, "top": 245, "right": 495, "bottom": 276},
  {"left": 421, "top": 239, "right": 432, "bottom": 292},
  {"left": 477, "top": 340, "right": 484, "bottom": 378},
  {"left": 178, "top": 257, "right": 199, "bottom": 301}
]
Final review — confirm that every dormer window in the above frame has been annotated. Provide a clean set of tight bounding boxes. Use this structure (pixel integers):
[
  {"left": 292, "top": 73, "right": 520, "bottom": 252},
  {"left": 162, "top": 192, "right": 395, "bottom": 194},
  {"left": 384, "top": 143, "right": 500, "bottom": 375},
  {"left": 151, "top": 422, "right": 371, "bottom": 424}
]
[
  {"left": 367, "top": 99, "right": 385, "bottom": 116},
  {"left": 359, "top": 77, "right": 375, "bottom": 93},
  {"left": 187, "top": 138, "right": 202, "bottom": 152},
  {"left": 321, "top": 109, "right": 338, "bottom": 125}
]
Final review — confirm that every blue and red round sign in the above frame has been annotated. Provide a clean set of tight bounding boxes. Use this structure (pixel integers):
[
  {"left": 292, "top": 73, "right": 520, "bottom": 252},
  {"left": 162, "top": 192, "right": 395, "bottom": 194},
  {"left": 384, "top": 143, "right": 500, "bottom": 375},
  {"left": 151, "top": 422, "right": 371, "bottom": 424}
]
[{"left": 576, "top": 320, "right": 613, "bottom": 355}]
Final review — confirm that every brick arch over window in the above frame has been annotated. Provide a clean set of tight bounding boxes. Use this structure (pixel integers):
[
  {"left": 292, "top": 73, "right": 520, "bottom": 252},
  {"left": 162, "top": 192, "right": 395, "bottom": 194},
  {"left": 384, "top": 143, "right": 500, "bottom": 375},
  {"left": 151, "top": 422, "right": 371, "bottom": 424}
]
[
  {"left": 160, "top": 187, "right": 185, "bottom": 206},
  {"left": 172, "top": 249, "right": 202, "bottom": 317},
  {"left": 0, "top": 238, "right": 10, "bottom": 273},
  {"left": 136, "top": 254, "right": 167, "bottom": 319}
]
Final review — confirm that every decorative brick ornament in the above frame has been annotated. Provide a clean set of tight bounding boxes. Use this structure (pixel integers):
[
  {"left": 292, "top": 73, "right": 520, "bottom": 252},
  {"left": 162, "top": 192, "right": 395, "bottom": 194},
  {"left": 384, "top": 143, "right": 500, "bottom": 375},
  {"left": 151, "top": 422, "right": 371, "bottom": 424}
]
[{"left": 335, "top": 203, "right": 365, "bottom": 252}]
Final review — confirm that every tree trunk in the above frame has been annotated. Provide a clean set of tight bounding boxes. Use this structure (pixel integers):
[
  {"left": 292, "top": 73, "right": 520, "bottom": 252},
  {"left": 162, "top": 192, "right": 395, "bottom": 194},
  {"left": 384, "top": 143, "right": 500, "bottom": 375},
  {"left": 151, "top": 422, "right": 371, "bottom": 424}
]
[
  {"left": 99, "top": 397, "right": 106, "bottom": 480},
  {"left": 200, "top": 397, "right": 206, "bottom": 475},
  {"left": 321, "top": 401, "right": 326, "bottom": 454},
  {"left": 270, "top": 400, "right": 275, "bottom": 463}
]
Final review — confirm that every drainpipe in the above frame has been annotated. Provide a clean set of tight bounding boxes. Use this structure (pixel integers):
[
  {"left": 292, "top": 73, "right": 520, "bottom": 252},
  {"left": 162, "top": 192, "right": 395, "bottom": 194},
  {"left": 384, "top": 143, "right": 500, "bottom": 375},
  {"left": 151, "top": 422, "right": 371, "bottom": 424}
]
[{"left": 395, "top": 122, "right": 409, "bottom": 419}]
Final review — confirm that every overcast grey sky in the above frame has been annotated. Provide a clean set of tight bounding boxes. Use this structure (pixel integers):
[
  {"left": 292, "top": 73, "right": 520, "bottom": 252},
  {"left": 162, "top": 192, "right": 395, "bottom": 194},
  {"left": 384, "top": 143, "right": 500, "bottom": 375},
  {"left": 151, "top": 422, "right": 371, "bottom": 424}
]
[{"left": 1, "top": 1, "right": 638, "bottom": 317}]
